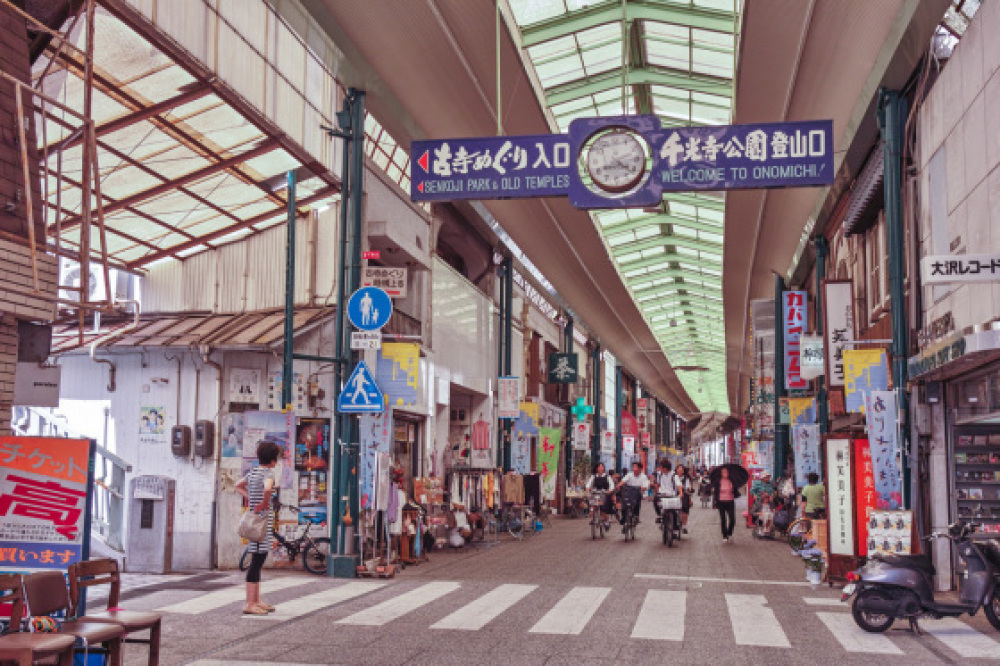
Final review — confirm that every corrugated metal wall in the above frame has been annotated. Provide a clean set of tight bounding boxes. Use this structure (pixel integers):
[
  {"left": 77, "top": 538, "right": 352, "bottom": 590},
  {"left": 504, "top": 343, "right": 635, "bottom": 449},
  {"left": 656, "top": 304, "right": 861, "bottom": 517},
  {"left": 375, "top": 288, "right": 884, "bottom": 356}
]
[{"left": 142, "top": 207, "right": 339, "bottom": 314}]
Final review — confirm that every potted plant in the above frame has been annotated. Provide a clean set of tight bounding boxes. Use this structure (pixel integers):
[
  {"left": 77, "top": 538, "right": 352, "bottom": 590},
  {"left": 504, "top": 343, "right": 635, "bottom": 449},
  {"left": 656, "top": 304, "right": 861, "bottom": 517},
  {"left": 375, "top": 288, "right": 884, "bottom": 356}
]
[{"left": 803, "top": 555, "right": 824, "bottom": 584}]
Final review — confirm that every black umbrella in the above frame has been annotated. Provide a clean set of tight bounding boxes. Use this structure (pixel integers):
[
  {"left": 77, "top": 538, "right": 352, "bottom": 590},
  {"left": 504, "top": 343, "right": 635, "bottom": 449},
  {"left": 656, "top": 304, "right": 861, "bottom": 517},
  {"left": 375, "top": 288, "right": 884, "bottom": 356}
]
[{"left": 709, "top": 463, "right": 749, "bottom": 490}]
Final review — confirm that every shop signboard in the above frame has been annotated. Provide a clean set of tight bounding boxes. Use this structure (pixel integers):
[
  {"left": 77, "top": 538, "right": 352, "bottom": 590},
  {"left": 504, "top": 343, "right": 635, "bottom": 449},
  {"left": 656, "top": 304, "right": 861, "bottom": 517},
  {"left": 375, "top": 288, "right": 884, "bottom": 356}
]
[
  {"left": 362, "top": 266, "right": 407, "bottom": 298},
  {"left": 920, "top": 253, "right": 1000, "bottom": 285},
  {"left": 547, "top": 353, "right": 578, "bottom": 384},
  {"left": 497, "top": 376, "right": 520, "bottom": 420},
  {"left": 792, "top": 424, "right": 821, "bottom": 487},
  {"left": 854, "top": 439, "right": 876, "bottom": 557},
  {"left": 799, "top": 334, "right": 824, "bottom": 380},
  {"left": 641, "top": 432, "right": 651, "bottom": 448},
  {"left": 537, "top": 428, "right": 563, "bottom": 500},
  {"left": 823, "top": 281, "right": 855, "bottom": 387},
  {"left": 0, "top": 436, "right": 94, "bottom": 574},
  {"left": 411, "top": 117, "right": 834, "bottom": 208},
  {"left": 601, "top": 430, "right": 615, "bottom": 454},
  {"left": 827, "top": 438, "right": 855, "bottom": 556},
  {"left": 12, "top": 363, "right": 60, "bottom": 408},
  {"left": 783, "top": 290, "right": 808, "bottom": 390},
  {"left": 572, "top": 422, "right": 591, "bottom": 451},
  {"left": 778, "top": 398, "right": 790, "bottom": 425},
  {"left": 844, "top": 349, "right": 889, "bottom": 414},
  {"left": 864, "top": 391, "right": 902, "bottom": 509}
]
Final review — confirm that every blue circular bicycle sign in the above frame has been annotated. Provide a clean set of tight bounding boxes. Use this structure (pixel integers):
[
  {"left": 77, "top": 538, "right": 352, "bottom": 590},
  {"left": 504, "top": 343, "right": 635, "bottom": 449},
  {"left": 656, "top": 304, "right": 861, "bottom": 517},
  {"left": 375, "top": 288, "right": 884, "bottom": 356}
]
[{"left": 347, "top": 286, "right": 393, "bottom": 332}]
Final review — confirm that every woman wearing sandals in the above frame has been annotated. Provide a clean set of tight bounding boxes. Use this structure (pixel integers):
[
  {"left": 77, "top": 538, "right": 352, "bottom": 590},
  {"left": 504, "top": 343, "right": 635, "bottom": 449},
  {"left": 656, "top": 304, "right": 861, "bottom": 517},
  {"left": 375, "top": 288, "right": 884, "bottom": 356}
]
[{"left": 235, "top": 440, "right": 281, "bottom": 615}]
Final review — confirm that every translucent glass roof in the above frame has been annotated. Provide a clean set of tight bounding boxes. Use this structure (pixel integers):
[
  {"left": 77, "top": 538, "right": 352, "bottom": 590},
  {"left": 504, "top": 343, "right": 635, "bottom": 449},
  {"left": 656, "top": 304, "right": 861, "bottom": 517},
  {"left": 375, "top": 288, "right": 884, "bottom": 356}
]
[{"left": 509, "top": 0, "right": 740, "bottom": 414}]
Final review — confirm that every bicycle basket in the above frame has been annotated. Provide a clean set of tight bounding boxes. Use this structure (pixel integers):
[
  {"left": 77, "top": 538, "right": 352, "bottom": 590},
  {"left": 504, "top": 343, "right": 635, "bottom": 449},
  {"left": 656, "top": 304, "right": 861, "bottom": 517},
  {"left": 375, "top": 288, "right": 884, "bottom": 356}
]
[
  {"left": 621, "top": 485, "right": 642, "bottom": 505},
  {"left": 658, "top": 495, "right": 682, "bottom": 511},
  {"left": 589, "top": 492, "right": 607, "bottom": 506}
]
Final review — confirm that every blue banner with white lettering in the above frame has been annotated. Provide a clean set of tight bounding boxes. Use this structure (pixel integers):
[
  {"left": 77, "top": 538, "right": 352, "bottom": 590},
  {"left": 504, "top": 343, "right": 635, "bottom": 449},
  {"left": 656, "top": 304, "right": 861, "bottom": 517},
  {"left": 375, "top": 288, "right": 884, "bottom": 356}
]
[
  {"left": 411, "top": 116, "right": 834, "bottom": 206},
  {"left": 410, "top": 134, "right": 572, "bottom": 201}
]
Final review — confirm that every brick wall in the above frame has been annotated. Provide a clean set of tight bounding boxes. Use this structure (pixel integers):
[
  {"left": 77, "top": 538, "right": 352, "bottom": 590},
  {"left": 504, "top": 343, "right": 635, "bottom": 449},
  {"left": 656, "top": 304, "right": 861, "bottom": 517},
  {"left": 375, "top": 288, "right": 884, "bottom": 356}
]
[
  {"left": 0, "top": 317, "right": 16, "bottom": 436},
  {"left": 0, "top": 1, "right": 44, "bottom": 243}
]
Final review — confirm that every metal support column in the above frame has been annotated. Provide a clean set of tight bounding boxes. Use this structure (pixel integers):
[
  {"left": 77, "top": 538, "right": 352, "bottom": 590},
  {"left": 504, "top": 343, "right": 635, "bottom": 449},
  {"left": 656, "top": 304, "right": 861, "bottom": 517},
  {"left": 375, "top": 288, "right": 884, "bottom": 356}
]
[
  {"left": 327, "top": 100, "right": 352, "bottom": 576},
  {"left": 774, "top": 274, "right": 788, "bottom": 480},
  {"left": 504, "top": 257, "right": 513, "bottom": 472},
  {"left": 878, "top": 88, "right": 911, "bottom": 509},
  {"left": 814, "top": 237, "right": 829, "bottom": 434},
  {"left": 615, "top": 365, "right": 623, "bottom": 472},
  {"left": 496, "top": 261, "right": 506, "bottom": 469},
  {"left": 591, "top": 343, "right": 602, "bottom": 465},
  {"left": 330, "top": 88, "right": 366, "bottom": 578},
  {"left": 563, "top": 315, "right": 574, "bottom": 484},
  {"left": 281, "top": 170, "right": 297, "bottom": 411}
]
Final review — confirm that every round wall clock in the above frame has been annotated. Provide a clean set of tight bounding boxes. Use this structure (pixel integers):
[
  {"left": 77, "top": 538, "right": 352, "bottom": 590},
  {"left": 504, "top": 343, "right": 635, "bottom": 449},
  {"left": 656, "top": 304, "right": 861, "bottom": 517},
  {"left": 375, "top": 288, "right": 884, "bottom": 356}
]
[{"left": 585, "top": 128, "right": 647, "bottom": 193}]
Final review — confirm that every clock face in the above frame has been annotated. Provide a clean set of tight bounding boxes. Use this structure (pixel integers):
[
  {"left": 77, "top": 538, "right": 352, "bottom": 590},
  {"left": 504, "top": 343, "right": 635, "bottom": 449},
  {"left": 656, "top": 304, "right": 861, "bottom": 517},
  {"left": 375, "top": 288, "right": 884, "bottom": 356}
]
[{"left": 585, "top": 129, "right": 647, "bottom": 193}]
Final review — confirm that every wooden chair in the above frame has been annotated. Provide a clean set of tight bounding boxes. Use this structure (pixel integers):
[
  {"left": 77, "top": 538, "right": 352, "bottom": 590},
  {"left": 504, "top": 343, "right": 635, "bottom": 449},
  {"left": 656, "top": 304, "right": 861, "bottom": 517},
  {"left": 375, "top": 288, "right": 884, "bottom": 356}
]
[
  {"left": 0, "top": 574, "right": 76, "bottom": 666},
  {"left": 68, "top": 559, "right": 161, "bottom": 666},
  {"left": 22, "top": 571, "right": 125, "bottom": 666}
]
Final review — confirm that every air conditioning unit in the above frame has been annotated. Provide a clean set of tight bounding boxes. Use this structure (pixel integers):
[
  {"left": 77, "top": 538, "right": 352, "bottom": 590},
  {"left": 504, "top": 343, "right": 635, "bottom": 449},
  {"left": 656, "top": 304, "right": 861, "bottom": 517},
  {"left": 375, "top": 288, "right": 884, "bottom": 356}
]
[{"left": 58, "top": 258, "right": 108, "bottom": 304}]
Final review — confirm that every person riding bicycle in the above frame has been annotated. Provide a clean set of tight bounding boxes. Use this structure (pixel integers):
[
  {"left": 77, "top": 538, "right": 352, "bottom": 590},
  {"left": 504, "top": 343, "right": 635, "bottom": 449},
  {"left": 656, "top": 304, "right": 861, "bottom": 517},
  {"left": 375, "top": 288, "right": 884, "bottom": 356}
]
[
  {"left": 653, "top": 459, "right": 681, "bottom": 530},
  {"left": 585, "top": 462, "right": 614, "bottom": 530},
  {"left": 616, "top": 461, "right": 650, "bottom": 532}
]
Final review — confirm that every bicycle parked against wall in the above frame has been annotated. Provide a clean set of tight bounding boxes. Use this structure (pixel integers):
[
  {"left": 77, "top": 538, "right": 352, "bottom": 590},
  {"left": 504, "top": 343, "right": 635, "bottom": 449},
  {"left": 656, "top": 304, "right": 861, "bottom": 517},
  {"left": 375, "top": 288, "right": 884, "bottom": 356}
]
[{"left": 239, "top": 504, "right": 331, "bottom": 575}]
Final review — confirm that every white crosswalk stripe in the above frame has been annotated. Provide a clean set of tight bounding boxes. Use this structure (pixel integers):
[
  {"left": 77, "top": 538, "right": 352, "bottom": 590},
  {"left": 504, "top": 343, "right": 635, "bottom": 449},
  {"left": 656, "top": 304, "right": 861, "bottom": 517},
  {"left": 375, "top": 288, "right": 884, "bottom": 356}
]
[
  {"left": 156, "top": 577, "right": 313, "bottom": 614},
  {"left": 529, "top": 586, "right": 610, "bottom": 635},
  {"left": 431, "top": 583, "right": 537, "bottom": 630},
  {"left": 725, "top": 593, "right": 790, "bottom": 647},
  {"left": 803, "top": 597, "right": 846, "bottom": 607},
  {"left": 337, "top": 581, "right": 460, "bottom": 626},
  {"left": 631, "top": 590, "right": 686, "bottom": 641},
  {"left": 815, "top": 612, "right": 902, "bottom": 654},
  {"left": 921, "top": 617, "right": 1000, "bottom": 659},
  {"left": 243, "top": 581, "right": 385, "bottom": 621}
]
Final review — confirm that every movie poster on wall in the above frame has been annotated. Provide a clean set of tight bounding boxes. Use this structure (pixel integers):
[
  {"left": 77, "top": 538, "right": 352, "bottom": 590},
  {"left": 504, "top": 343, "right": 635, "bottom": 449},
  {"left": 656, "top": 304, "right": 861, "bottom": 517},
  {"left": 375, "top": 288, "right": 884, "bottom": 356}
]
[
  {"left": 242, "top": 411, "right": 294, "bottom": 487},
  {"left": 295, "top": 418, "right": 330, "bottom": 472},
  {"left": 139, "top": 405, "right": 167, "bottom": 445},
  {"left": 221, "top": 413, "right": 244, "bottom": 458}
]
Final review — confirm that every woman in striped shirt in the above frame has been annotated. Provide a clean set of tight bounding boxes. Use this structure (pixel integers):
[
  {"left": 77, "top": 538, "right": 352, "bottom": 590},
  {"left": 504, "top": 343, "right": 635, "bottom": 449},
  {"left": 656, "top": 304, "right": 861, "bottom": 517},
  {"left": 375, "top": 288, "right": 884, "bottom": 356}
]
[{"left": 235, "top": 440, "right": 281, "bottom": 615}]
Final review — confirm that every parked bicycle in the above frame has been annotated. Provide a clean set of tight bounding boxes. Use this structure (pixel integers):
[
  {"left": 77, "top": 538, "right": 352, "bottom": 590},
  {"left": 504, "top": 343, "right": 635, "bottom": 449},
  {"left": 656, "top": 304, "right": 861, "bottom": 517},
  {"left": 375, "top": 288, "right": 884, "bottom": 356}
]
[{"left": 239, "top": 504, "right": 330, "bottom": 575}]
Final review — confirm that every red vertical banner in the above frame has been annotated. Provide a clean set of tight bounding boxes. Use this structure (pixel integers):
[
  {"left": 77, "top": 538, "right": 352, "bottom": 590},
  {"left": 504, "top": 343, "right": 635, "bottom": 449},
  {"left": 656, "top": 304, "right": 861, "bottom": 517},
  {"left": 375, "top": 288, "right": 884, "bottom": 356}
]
[{"left": 853, "top": 438, "right": 876, "bottom": 557}]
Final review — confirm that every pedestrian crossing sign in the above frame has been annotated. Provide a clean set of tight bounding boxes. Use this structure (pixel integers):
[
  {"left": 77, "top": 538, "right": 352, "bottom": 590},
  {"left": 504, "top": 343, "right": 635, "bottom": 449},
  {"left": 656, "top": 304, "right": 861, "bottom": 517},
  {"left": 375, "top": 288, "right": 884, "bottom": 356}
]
[{"left": 337, "top": 361, "right": 384, "bottom": 414}]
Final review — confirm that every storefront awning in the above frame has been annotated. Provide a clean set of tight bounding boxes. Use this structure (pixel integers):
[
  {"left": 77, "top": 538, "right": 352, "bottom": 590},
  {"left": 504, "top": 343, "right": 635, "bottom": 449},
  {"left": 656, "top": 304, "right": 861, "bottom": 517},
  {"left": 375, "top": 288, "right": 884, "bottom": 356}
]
[{"left": 908, "top": 328, "right": 1000, "bottom": 382}]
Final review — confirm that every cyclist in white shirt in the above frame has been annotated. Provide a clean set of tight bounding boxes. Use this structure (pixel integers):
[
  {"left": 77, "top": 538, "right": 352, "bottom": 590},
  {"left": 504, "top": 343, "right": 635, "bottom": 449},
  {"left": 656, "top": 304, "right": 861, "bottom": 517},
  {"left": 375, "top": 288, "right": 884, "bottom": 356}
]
[
  {"left": 653, "top": 459, "right": 681, "bottom": 525},
  {"left": 617, "top": 461, "right": 650, "bottom": 527}
]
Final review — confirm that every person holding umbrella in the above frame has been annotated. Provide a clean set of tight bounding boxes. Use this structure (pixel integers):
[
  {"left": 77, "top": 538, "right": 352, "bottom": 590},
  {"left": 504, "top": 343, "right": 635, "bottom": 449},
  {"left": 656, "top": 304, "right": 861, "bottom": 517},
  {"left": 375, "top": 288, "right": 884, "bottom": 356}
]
[{"left": 710, "top": 464, "right": 748, "bottom": 543}]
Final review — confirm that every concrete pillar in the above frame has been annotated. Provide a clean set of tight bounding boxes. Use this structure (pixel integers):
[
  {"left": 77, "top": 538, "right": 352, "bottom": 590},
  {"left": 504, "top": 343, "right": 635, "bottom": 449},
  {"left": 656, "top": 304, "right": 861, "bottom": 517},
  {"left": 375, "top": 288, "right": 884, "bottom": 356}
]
[{"left": 926, "top": 398, "right": 952, "bottom": 591}]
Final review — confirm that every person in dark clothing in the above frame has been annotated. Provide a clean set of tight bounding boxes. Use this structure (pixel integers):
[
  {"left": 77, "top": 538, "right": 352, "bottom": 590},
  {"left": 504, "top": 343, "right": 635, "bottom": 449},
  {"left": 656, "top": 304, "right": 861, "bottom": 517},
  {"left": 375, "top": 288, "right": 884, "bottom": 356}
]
[
  {"left": 585, "top": 462, "right": 613, "bottom": 528},
  {"left": 711, "top": 467, "right": 741, "bottom": 543}
]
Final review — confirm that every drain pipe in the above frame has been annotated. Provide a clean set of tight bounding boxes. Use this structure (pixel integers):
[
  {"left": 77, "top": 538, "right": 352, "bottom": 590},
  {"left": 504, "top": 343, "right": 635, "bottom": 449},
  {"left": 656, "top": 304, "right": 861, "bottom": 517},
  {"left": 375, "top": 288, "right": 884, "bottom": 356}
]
[
  {"left": 200, "top": 345, "right": 223, "bottom": 570},
  {"left": 89, "top": 300, "right": 140, "bottom": 392}
]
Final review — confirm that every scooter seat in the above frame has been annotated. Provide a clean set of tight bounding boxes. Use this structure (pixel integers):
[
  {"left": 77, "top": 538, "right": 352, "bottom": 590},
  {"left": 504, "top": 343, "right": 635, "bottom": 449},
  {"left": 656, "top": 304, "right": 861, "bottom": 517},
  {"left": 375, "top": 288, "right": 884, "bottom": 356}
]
[{"left": 873, "top": 553, "right": 935, "bottom": 576}]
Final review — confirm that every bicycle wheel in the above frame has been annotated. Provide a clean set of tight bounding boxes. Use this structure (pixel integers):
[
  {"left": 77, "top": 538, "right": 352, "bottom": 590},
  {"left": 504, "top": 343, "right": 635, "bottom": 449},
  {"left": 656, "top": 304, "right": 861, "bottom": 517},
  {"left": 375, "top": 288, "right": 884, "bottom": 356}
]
[
  {"left": 239, "top": 548, "right": 252, "bottom": 572},
  {"left": 591, "top": 513, "right": 598, "bottom": 540},
  {"left": 787, "top": 518, "right": 812, "bottom": 550},
  {"left": 303, "top": 537, "right": 331, "bottom": 575}
]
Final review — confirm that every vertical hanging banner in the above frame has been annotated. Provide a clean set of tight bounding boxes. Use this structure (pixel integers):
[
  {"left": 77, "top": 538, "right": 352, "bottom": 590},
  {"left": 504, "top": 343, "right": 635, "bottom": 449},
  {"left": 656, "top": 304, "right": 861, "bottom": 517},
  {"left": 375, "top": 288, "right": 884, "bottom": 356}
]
[
  {"left": 823, "top": 281, "right": 856, "bottom": 387},
  {"left": 512, "top": 402, "right": 539, "bottom": 475},
  {"left": 853, "top": 439, "right": 876, "bottom": 557},
  {"left": 0, "top": 437, "right": 94, "bottom": 573},
  {"left": 537, "top": 427, "right": 563, "bottom": 500},
  {"left": 359, "top": 409, "right": 392, "bottom": 510},
  {"left": 783, "top": 290, "right": 807, "bottom": 390},
  {"left": 792, "top": 424, "right": 821, "bottom": 487},
  {"left": 827, "top": 438, "right": 855, "bottom": 556},
  {"left": 572, "top": 422, "right": 592, "bottom": 451},
  {"left": 864, "top": 391, "right": 902, "bottom": 509},
  {"left": 844, "top": 349, "right": 890, "bottom": 413},
  {"left": 788, "top": 397, "right": 817, "bottom": 425},
  {"left": 497, "top": 376, "right": 520, "bottom": 419}
]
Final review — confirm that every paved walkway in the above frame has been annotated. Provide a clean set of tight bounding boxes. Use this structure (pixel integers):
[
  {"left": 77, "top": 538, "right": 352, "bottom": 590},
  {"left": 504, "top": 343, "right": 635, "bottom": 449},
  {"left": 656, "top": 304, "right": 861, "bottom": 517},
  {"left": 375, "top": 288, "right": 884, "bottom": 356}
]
[{"left": 106, "top": 498, "right": 1000, "bottom": 665}]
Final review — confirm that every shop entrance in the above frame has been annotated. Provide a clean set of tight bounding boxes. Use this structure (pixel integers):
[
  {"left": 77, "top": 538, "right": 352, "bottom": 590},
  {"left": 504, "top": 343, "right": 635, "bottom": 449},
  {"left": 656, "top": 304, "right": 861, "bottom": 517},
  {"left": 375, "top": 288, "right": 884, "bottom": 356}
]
[{"left": 392, "top": 413, "right": 422, "bottom": 495}]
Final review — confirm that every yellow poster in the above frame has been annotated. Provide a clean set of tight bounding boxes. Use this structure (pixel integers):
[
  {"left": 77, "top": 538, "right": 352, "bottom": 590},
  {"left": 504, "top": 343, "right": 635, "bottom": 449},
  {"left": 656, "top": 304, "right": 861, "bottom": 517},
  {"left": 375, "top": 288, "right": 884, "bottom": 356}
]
[
  {"left": 787, "top": 397, "right": 817, "bottom": 425},
  {"left": 843, "top": 349, "right": 889, "bottom": 414},
  {"left": 377, "top": 343, "right": 420, "bottom": 408}
]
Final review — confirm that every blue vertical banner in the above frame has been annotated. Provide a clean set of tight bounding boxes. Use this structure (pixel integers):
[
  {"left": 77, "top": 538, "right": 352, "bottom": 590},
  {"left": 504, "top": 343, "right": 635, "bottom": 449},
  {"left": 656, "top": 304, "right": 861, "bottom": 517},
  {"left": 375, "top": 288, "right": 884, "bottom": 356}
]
[
  {"left": 865, "top": 391, "right": 902, "bottom": 509},
  {"left": 359, "top": 410, "right": 392, "bottom": 510},
  {"left": 792, "top": 424, "right": 821, "bottom": 487}
]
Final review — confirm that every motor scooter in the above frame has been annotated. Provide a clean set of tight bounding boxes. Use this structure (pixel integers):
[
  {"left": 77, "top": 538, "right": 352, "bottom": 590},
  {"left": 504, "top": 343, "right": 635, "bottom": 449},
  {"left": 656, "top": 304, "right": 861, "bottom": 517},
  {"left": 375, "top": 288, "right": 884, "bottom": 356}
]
[{"left": 841, "top": 521, "right": 1000, "bottom": 634}]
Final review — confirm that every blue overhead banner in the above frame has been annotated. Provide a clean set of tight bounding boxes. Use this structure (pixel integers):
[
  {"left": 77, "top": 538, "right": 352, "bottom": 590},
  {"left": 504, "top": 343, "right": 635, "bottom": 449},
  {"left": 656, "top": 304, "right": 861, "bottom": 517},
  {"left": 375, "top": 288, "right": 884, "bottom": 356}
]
[
  {"left": 410, "top": 134, "right": 573, "bottom": 201},
  {"left": 410, "top": 116, "right": 834, "bottom": 208}
]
